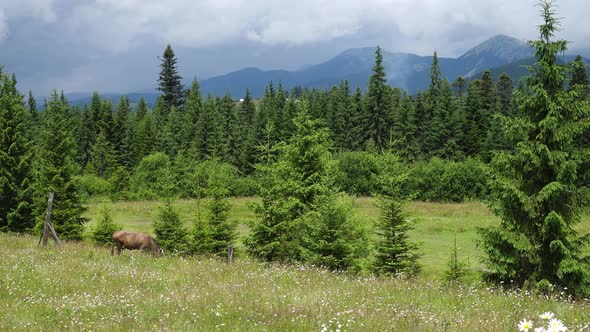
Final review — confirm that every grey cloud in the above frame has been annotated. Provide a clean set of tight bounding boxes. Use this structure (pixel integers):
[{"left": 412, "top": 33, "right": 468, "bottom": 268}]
[{"left": 2, "top": 0, "right": 590, "bottom": 95}]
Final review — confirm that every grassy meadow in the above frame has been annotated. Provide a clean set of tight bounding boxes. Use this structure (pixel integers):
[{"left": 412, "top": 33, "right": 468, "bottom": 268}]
[{"left": 1, "top": 198, "right": 589, "bottom": 331}]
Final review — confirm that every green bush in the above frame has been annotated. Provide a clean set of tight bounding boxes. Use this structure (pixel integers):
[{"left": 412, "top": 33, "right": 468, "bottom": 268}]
[
  {"left": 129, "top": 153, "right": 176, "bottom": 200},
  {"left": 335, "top": 151, "right": 381, "bottom": 196},
  {"left": 409, "top": 158, "right": 490, "bottom": 202},
  {"left": 77, "top": 174, "right": 112, "bottom": 200}
]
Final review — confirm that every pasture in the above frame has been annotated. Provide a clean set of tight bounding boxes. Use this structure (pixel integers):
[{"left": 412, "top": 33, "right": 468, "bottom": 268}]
[{"left": 1, "top": 199, "right": 589, "bottom": 331}]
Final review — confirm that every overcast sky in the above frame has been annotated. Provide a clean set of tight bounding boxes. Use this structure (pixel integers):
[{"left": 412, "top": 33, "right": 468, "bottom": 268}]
[{"left": 1, "top": 0, "right": 589, "bottom": 95}]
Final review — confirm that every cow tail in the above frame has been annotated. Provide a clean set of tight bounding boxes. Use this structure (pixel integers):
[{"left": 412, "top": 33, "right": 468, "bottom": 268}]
[{"left": 111, "top": 241, "right": 115, "bottom": 256}]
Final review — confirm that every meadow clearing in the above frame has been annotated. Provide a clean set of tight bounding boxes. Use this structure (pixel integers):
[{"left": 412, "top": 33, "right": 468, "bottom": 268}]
[{"left": 1, "top": 198, "right": 589, "bottom": 331}]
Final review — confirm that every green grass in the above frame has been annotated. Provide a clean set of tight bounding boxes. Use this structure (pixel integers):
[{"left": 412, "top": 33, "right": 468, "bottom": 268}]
[
  {"left": 83, "top": 198, "right": 590, "bottom": 278},
  {"left": 3, "top": 198, "right": 587, "bottom": 330},
  {"left": 83, "top": 198, "right": 499, "bottom": 276},
  {"left": 1, "top": 233, "right": 589, "bottom": 331}
]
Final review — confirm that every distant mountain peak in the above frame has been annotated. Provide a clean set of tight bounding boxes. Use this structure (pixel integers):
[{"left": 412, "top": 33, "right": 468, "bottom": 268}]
[{"left": 459, "top": 34, "right": 533, "bottom": 62}]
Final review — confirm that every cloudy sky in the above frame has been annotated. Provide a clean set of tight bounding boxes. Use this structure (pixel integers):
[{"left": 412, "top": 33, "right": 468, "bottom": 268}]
[{"left": 1, "top": 0, "right": 589, "bottom": 96}]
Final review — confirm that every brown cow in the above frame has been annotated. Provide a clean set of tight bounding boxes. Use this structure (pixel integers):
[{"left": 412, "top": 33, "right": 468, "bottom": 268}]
[{"left": 111, "top": 230, "right": 164, "bottom": 257}]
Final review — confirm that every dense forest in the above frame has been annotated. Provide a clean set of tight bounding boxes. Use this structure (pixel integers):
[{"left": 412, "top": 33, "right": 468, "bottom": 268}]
[{"left": 1, "top": 1, "right": 589, "bottom": 296}]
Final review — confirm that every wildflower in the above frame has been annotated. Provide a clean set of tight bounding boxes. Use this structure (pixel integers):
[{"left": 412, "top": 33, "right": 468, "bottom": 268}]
[
  {"left": 519, "top": 319, "right": 534, "bottom": 332},
  {"left": 547, "top": 318, "right": 567, "bottom": 332},
  {"left": 534, "top": 328, "right": 546, "bottom": 332},
  {"left": 539, "top": 312, "right": 554, "bottom": 320}
]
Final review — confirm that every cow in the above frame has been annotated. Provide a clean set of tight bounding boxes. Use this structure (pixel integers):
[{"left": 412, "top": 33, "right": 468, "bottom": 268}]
[{"left": 111, "top": 230, "right": 164, "bottom": 257}]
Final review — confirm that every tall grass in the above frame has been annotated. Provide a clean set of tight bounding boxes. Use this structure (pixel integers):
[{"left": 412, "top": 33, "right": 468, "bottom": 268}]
[{"left": 1, "top": 233, "right": 589, "bottom": 331}]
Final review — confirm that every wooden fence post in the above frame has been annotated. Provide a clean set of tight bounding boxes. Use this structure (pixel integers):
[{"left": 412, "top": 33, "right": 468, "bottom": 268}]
[
  {"left": 228, "top": 245, "right": 234, "bottom": 264},
  {"left": 38, "top": 192, "right": 62, "bottom": 247}
]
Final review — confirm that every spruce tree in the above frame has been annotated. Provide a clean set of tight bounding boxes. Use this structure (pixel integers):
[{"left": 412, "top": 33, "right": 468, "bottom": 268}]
[
  {"left": 113, "top": 96, "right": 131, "bottom": 164},
  {"left": 452, "top": 76, "right": 467, "bottom": 101},
  {"left": 35, "top": 91, "right": 87, "bottom": 240},
  {"left": 88, "top": 131, "right": 116, "bottom": 177},
  {"left": 0, "top": 70, "right": 35, "bottom": 233},
  {"left": 496, "top": 73, "right": 514, "bottom": 116},
  {"left": 75, "top": 106, "right": 94, "bottom": 168},
  {"left": 136, "top": 97, "right": 149, "bottom": 121},
  {"left": 478, "top": 1, "right": 590, "bottom": 297},
  {"left": 90, "top": 92, "right": 101, "bottom": 138},
  {"left": 569, "top": 55, "right": 590, "bottom": 150},
  {"left": 90, "top": 204, "right": 122, "bottom": 245},
  {"left": 182, "top": 79, "right": 202, "bottom": 153},
  {"left": 203, "top": 168, "right": 236, "bottom": 256},
  {"left": 464, "top": 80, "right": 485, "bottom": 156},
  {"left": 135, "top": 113, "right": 155, "bottom": 161},
  {"left": 364, "top": 46, "right": 391, "bottom": 151},
  {"left": 569, "top": 55, "right": 589, "bottom": 98},
  {"left": 348, "top": 87, "right": 365, "bottom": 151},
  {"left": 157, "top": 44, "right": 184, "bottom": 110},
  {"left": 245, "top": 100, "right": 332, "bottom": 262},
  {"left": 372, "top": 152, "right": 421, "bottom": 276},
  {"left": 218, "top": 92, "right": 238, "bottom": 163},
  {"left": 153, "top": 201, "right": 187, "bottom": 254}
]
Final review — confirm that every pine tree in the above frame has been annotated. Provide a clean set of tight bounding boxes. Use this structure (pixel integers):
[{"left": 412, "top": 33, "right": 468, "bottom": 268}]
[
  {"left": 136, "top": 97, "right": 149, "bottom": 121},
  {"left": 245, "top": 100, "right": 332, "bottom": 262},
  {"left": 135, "top": 113, "right": 155, "bottom": 161},
  {"left": 75, "top": 106, "right": 94, "bottom": 168},
  {"left": 478, "top": 1, "right": 590, "bottom": 297},
  {"left": 35, "top": 91, "right": 87, "bottom": 240},
  {"left": 0, "top": 70, "right": 35, "bottom": 233},
  {"left": 424, "top": 51, "right": 458, "bottom": 159},
  {"left": 153, "top": 201, "right": 187, "bottom": 254},
  {"left": 444, "top": 236, "right": 469, "bottom": 283},
  {"left": 88, "top": 131, "right": 116, "bottom": 177},
  {"left": 236, "top": 89, "right": 256, "bottom": 173},
  {"left": 569, "top": 55, "right": 589, "bottom": 98},
  {"left": 90, "top": 204, "right": 122, "bottom": 245},
  {"left": 182, "top": 79, "right": 202, "bottom": 153},
  {"left": 27, "top": 89, "right": 38, "bottom": 127},
  {"left": 452, "top": 77, "right": 467, "bottom": 101},
  {"left": 364, "top": 46, "right": 391, "bottom": 151},
  {"left": 372, "top": 152, "right": 421, "bottom": 276},
  {"left": 569, "top": 55, "right": 590, "bottom": 150},
  {"left": 480, "top": 71, "right": 499, "bottom": 161},
  {"left": 464, "top": 80, "right": 485, "bottom": 156},
  {"left": 157, "top": 44, "right": 184, "bottom": 110},
  {"left": 99, "top": 99, "right": 115, "bottom": 145},
  {"left": 348, "top": 87, "right": 366, "bottom": 151},
  {"left": 496, "top": 73, "right": 514, "bottom": 116},
  {"left": 113, "top": 96, "right": 131, "bottom": 164},
  {"left": 90, "top": 92, "right": 101, "bottom": 138},
  {"left": 203, "top": 168, "right": 236, "bottom": 256},
  {"left": 218, "top": 92, "right": 238, "bottom": 163},
  {"left": 304, "top": 192, "right": 368, "bottom": 271},
  {"left": 119, "top": 111, "right": 138, "bottom": 170}
]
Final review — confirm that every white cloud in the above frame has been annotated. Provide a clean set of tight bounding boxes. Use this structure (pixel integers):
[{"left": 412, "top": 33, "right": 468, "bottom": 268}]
[{"left": 54, "top": 0, "right": 590, "bottom": 55}]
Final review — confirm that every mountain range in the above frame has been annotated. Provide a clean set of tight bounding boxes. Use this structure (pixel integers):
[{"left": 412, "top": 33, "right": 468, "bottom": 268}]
[{"left": 64, "top": 35, "right": 588, "bottom": 106}]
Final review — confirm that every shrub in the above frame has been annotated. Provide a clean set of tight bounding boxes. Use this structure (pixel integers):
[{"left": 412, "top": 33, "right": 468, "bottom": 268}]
[
  {"left": 129, "top": 153, "right": 176, "bottom": 200},
  {"left": 77, "top": 174, "right": 111, "bottom": 200},
  {"left": 409, "top": 157, "right": 490, "bottom": 202},
  {"left": 334, "top": 151, "right": 381, "bottom": 196}
]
